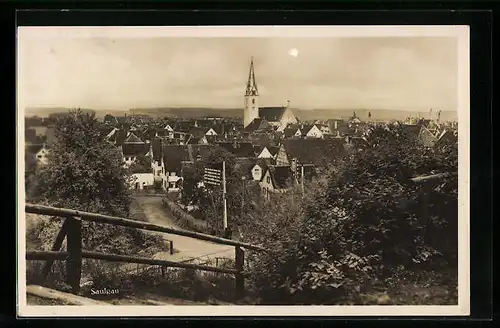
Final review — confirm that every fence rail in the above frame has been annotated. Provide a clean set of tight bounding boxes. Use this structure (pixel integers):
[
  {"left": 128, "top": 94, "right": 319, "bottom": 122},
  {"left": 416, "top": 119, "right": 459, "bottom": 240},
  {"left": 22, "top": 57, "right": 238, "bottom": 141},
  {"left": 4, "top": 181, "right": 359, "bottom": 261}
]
[{"left": 25, "top": 203, "right": 266, "bottom": 298}]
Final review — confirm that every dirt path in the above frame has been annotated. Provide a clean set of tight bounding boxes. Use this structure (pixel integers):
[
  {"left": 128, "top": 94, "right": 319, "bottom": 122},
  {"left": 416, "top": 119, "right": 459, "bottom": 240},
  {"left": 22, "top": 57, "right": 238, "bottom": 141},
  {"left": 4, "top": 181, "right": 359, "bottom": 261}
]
[{"left": 134, "top": 196, "right": 234, "bottom": 263}]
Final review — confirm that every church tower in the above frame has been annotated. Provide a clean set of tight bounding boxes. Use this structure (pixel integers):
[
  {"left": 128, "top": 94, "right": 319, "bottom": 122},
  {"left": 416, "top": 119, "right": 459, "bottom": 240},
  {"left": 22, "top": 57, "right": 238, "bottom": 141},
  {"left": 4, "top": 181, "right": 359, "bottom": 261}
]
[{"left": 244, "top": 57, "right": 259, "bottom": 128}]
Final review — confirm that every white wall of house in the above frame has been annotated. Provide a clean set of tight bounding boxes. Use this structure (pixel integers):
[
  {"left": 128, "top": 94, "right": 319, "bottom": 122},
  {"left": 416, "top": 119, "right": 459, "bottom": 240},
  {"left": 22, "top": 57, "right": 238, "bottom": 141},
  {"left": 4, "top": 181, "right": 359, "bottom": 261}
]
[
  {"left": 275, "top": 145, "right": 290, "bottom": 166},
  {"left": 306, "top": 125, "right": 324, "bottom": 138},
  {"left": 251, "top": 164, "right": 263, "bottom": 181},
  {"left": 130, "top": 173, "right": 154, "bottom": 190},
  {"left": 257, "top": 147, "right": 274, "bottom": 159},
  {"left": 205, "top": 128, "right": 217, "bottom": 136},
  {"left": 35, "top": 147, "right": 49, "bottom": 165},
  {"left": 259, "top": 169, "right": 274, "bottom": 199}
]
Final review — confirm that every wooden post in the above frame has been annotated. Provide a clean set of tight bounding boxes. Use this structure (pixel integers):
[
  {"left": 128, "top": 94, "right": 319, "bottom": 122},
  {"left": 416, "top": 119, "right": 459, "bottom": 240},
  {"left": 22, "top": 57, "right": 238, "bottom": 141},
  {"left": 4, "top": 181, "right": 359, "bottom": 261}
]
[
  {"left": 235, "top": 246, "right": 245, "bottom": 299},
  {"left": 66, "top": 217, "right": 82, "bottom": 294},
  {"left": 169, "top": 240, "right": 174, "bottom": 255},
  {"left": 41, "top": 218, "right": 68, "bottom": 282},
  {"left": 420, "top": 184, "right": 432, "bottom": 244},
  {"left": 222, "top": 161, "right": 229, "bottom": 238}
]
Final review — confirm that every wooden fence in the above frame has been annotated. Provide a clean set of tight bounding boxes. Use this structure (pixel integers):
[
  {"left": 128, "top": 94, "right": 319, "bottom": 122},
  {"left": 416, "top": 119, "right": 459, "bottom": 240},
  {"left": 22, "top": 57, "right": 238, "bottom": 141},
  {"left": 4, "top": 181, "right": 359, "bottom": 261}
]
[{"left": 25, "top": 203, "right": 267, "bottom": 299}]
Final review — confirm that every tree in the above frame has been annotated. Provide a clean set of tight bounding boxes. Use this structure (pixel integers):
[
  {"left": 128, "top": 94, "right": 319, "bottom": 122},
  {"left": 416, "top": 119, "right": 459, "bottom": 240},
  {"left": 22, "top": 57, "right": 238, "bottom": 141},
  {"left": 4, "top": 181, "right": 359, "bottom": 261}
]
[
  {"left": 245, "top": 125, "right": 458, "bottom": 304},
  {"left": 129, "top": 154, "right": 152, "bottom": 174},
  {"left": 27, "top": 109, "right": 164, "bottom": 255}
]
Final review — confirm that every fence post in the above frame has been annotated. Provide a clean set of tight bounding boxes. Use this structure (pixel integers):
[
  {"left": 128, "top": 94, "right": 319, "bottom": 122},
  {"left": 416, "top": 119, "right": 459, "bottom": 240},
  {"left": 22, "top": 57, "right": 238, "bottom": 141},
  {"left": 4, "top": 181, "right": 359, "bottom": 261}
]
[
  {"left": 41, "top": 218, "right": 68, "bottom": 282},
  {"left": 235, "top": 246, "right": 245, "bottom": 299},
  {"left": 66, "top": 217, "right": 82, "bottom": 294},
  {"left": 169, "top": 240, "right": 174, "bottom": 255}
]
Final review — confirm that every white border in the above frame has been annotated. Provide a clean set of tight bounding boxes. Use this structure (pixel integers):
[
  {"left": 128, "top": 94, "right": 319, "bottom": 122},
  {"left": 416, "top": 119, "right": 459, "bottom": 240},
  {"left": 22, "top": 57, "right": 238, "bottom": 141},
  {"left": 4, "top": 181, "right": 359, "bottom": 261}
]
[{"left": 17, "top": 25, "right": 470, "bottom": 317}]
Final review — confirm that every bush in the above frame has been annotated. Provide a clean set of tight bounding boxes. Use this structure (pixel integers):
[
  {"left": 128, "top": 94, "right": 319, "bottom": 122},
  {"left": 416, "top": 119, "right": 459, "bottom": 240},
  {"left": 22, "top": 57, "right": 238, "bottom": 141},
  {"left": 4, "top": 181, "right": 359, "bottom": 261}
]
[
  {"left": 242, "top": 125, "right": 458, "bottom": 305},
  {"left": 161, "top": 198, "right": 214, "bottom": 234}
]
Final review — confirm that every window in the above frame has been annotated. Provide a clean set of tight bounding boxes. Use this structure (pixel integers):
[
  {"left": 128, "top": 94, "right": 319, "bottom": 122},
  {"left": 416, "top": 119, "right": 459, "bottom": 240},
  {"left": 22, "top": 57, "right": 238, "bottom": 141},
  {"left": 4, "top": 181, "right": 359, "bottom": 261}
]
[
  {"left": 267, "top": 176, "right": 271, "bottom": 184},
  {"left": 252, "top": 98, "right": 255, "bottom": 104},
  {"left": 37, "top": 155, "right": 42, "bottom": 159}
]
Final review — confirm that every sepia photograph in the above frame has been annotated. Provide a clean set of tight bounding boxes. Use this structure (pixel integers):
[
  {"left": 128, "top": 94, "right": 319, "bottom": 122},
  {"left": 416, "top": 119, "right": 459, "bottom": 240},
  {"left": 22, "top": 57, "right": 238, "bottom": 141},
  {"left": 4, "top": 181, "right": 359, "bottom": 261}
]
[{"left": 17, "top": 25, "right": 469, "bottom": 317}]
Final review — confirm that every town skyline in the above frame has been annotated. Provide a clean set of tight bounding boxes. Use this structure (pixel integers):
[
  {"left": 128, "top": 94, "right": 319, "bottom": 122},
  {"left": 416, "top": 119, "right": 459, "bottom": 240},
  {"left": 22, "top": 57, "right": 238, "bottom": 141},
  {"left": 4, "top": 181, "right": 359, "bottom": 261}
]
[{"left": 18, "top": 33, "right": 458, "bottom": 113}]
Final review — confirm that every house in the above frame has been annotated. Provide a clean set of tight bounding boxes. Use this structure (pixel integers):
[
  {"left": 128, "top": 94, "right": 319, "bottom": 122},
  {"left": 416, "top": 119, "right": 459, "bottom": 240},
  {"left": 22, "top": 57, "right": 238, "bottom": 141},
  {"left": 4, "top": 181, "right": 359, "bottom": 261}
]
[
  {"left": 435, "top": 129, "right": 458, "bottom": 149},
  {"left": 159, "top": 144, "right": 216, "bottom": 192},
  {"left": 343, "top": 136, "right": 369, "bottom": 154},
  {"left": 250, "top": 158, "right": 275, "bottom": 181},
  {"left": 189, "top": 127, "right": 217, "bottom": 139},
  {"left": 25, "top": 128, "right": 39, "bottom": 144},
  {"left": 164, "top": 124, "right": 175, "bottom": 132},
  {"left": 243, "top": 57, "right": 298, "bottom": 129},
  {"left": 244, "top": 118, "right": 272, "bottom": 133},
  {"left": 418, "top": 126, "right": 439, "bottom": 148},
  {"left": 259, "top": 165, "right": 294, "bottom": 199},
  {"left": 187, "top": 136, "right": 209, "bottom": 145},
  {"left": 121, "top": 132, "right": 151, "bottom": 167},
  {"left": 130, "top": 173, "right": 154, "bottom": 190},
  {"left": 283, "top": 126, "right": 302, "bottom": 138},
  {"left": 276, "top": 138, "right": 345, "bottom": 176},
  {"left": 301, "top": 124, "right": 324, "bottom": 139},
  {"left": 25, "top": 144, "right": 50, "bottom": 166},
  {"left": 327, "top": 119, "right": 354, "bottom": 137},
  {"left": 256, "top": 145, "right": 279, "bottom": 159},
  {"left": 216, "top": 141, "right": 255, "bottom": 158},
  {"left": 104, "top": 127, "right": 119, "bottom": 143}
]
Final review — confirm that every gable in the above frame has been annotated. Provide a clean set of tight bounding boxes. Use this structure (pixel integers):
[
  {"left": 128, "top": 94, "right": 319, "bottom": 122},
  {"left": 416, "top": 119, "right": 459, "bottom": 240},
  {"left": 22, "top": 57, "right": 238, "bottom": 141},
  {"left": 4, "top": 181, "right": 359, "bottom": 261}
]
[{"left": 257, "top": 147, "right": 274, "bottom": 159}]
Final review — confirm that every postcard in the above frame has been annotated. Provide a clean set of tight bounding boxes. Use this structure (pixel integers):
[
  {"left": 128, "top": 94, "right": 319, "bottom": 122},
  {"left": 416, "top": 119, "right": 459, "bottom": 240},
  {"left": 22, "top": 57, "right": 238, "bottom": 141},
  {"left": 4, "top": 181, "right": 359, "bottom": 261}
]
[{"left": 17, "top": 25, "right": 469, "bottom": 317}]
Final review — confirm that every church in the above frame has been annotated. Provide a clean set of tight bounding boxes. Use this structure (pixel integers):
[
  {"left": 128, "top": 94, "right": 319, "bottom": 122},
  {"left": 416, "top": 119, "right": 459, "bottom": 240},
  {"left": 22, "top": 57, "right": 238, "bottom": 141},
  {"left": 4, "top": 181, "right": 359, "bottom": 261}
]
[{"left": 243, "top": 57, "right": 298, "bottom": 129}]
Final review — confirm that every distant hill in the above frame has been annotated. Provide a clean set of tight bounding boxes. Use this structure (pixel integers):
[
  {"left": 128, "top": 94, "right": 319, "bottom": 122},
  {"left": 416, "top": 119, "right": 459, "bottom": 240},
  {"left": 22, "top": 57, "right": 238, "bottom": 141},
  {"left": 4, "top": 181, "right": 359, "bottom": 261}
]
[
  {"left": 129, "top": 107, "right": 458, "bottom": 122},
  {"left": 24, "top": 107, "right": 97, "bottom": 118},
  {"left": 24, "top": 106, "right": 458, "bottom": 122}
]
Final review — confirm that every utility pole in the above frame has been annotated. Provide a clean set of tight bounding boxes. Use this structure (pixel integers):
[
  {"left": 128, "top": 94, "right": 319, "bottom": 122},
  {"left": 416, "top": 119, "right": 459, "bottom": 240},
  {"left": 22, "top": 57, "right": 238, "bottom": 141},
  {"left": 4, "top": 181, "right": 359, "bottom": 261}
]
[
  {"left": 301, "top": 164, "right": 305, "bottom": 197},
  {"left": 222, "top": 161, "right": 229, "bottom": 238}
]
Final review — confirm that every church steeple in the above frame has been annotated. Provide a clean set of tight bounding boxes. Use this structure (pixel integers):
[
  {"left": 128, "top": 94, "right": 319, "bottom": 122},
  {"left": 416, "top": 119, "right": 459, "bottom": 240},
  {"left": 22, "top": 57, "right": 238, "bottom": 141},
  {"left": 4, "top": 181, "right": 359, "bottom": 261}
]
[
  {"left": 245, "top": 57, "right": 259, "bottom": 96},
  {"left": 243, "top": 57, "right": 260, "bottom": 128}
]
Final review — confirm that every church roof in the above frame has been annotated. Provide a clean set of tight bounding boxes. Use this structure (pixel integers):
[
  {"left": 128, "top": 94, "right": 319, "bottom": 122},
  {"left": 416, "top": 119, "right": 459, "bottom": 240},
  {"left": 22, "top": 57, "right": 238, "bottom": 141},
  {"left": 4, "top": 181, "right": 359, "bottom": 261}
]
[
  {"left": 244, "top": 118, "right": 271, "bottom": 132},
  {"left": 259, "top": 107, "right": 287, "bottom": 122}
]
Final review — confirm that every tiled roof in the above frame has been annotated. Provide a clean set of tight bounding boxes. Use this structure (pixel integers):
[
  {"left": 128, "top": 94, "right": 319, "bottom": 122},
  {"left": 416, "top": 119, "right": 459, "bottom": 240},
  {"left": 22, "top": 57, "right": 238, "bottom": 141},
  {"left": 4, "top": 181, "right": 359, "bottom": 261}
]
[
  {"left": 401, "top": 124, "right": 422, "bottom": 138},
  {"left": 268, "top": 165, "right": 293, "bottom": 189},
  {"left": 283, "top": 127, "right": 301, "bottom": 138},
  {"left": 217, "top": 142, "right": 255, "bottom": 158},
  {"left": 435, "top": 129, "right": 458, "bottom": 147},
  {"left": 124, "top": 132, "right": 144, "bottom": 144},
  {"left": 151, "top": 139, "right": 163, "bottom": 162},
  {"left": 189, "top": 127, "right": 211, "bottom": 138},
  {"left": 122, "top": 143, "right": 150, "bottom": 157},
  {"left": 282, "top": 138, "right": 345, "bottom": 166},
  {"left": 161, "top": 144, "right": 215, "bottom": 172},
  {"left": 418, "top": 126, "right": 438, "bottom": 147},
  {"left": 244, "top": 118, "right": 271, "bottom": 132},
  {"left": 25, "top": 144, "right": 45, "bottom": 154},
  {"left": 259, "top": 107, "right": 287, "bottom": 122}
]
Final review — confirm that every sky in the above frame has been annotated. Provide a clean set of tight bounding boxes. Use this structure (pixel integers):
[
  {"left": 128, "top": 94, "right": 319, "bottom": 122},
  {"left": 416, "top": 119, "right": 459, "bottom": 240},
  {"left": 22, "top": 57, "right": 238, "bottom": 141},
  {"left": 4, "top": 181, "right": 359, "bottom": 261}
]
[{"left": 18, "top": 34, "right": 459, "bottom": 112}]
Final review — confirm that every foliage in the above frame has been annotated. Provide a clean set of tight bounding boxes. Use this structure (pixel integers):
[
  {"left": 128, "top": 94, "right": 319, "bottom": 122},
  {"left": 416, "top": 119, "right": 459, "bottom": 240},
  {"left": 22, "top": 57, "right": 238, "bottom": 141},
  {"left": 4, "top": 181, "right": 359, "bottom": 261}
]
[
  {"left": 25, "top": 109, "right": 164, "bottom": 256},
  {"left": 128, "top": 155, "right": 152, "bottom": 174},
  {"left": 244, "top": 125, "right": 458, "bottom": 304},
  {"left": 181, "top": 146, "right": 261, "bottom": 236}
]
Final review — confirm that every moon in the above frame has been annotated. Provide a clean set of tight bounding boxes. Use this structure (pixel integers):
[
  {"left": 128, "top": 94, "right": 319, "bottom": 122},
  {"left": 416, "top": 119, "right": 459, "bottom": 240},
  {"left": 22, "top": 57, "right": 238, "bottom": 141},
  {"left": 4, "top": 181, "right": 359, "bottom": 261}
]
[{"left": 288, "top": 48, "right": 299, "bottom": 57}]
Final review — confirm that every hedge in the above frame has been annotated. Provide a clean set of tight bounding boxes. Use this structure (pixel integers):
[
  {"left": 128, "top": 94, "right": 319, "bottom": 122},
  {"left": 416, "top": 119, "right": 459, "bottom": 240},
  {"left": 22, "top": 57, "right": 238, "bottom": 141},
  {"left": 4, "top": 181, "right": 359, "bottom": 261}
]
[{"left": 161, "top": 198, "right": 215, "bottom": 235}]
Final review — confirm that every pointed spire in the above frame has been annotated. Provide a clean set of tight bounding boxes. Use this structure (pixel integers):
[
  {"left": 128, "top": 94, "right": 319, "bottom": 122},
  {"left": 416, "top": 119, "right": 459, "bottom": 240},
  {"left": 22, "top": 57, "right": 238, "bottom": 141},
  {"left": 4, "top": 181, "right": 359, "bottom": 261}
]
[{"left": 246, "top": 57, "right": 259, "bottom": 96}]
